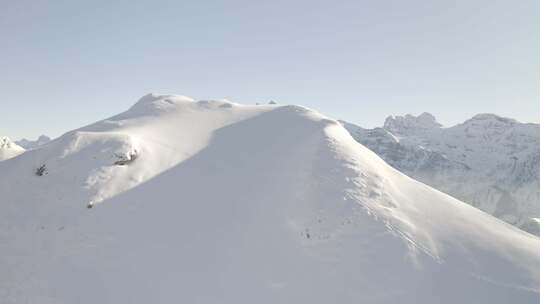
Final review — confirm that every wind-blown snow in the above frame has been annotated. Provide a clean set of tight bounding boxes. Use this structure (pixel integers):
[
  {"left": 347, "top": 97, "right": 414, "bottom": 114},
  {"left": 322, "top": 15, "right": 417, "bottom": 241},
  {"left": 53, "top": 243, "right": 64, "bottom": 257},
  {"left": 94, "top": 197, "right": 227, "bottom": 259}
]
[{"left": 1, "top": 95, "right": 540, "bottom": 303}]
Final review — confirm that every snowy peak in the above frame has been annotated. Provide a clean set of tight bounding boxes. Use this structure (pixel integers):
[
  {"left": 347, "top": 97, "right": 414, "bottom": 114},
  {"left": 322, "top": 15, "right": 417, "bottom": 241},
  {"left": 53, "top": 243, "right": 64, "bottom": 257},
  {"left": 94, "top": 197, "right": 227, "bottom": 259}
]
[
  {"left": 460, "top": 113, "right": 518, "bottom": 130},
  {"left": 123, "top": 93, "right": 251, "bottom": 120},
  {"left": 133, "top": 92, "right": 195, "bottom": 107},
  {"left": 466, "top": 113, "right": 518, "bottom": 125},
  {"left": 0, "top": 136, "right": 25, "bottom": 161},
  {"left": 128, "top": 93, "right": 196, "bottom": 113},
  {"left": 0, "top": 136, "right": 15, "bottom": 149},
  {"left": 383, "top": 112, "right": 441, "bottom": 135}
]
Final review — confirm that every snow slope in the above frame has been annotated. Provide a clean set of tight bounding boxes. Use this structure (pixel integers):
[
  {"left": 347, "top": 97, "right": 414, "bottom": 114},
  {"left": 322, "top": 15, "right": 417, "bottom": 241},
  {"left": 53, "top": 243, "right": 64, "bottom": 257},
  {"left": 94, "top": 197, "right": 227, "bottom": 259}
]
[
  {"left": 1, "top": 95, "right": 540, "bottom": 303},
  {"left": 343, "top": 113, "right": 540, "bottom": 235},
  {"left": 0, "top": 136, "right": 25, "bottom": 161}
]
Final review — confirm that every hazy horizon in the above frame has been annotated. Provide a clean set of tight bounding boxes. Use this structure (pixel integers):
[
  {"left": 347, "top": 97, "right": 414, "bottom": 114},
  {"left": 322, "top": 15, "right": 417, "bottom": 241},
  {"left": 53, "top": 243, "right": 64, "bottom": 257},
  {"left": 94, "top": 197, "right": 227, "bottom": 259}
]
[{"left": 2, "top": 0, "right": 539, "bottom": 139}]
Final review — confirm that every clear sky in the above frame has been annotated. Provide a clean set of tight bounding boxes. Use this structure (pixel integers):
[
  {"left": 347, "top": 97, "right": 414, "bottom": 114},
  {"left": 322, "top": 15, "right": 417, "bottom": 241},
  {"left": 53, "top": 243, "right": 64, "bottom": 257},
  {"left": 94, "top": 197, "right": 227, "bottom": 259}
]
[{"left": 2, "top": 0, "right": 539, "bottom": 140}]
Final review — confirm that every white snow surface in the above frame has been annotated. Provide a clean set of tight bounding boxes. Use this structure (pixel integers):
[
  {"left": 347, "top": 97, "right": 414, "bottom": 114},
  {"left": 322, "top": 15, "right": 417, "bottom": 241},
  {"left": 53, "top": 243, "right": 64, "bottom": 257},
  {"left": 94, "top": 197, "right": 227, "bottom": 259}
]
[
  {"left": 0, "top": 136, "right": 25, "bottom": 161},
  {"left": 1, "top": 94, "right": 540, "bottom": 303}
]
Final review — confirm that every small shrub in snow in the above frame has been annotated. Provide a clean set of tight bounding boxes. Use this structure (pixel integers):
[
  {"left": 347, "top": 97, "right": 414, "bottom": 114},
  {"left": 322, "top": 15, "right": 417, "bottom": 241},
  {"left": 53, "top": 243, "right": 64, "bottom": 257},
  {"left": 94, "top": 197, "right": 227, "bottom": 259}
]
[{"left": 35, "top": 164, "right": 47, "bottom": 176}]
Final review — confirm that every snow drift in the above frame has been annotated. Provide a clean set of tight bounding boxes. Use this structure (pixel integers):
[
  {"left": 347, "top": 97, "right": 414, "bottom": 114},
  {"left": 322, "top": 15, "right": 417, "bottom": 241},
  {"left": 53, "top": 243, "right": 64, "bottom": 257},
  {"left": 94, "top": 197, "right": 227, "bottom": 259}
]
[{"left": 1, "top": 94, "right": 540, "bottom": 303}]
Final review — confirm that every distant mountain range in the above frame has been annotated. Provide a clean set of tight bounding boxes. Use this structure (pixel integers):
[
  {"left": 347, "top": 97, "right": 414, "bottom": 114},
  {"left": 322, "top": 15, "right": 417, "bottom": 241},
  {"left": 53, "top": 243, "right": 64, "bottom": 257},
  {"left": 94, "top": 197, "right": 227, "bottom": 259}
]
[
  {"left": 15, "top": 135, "right": 51, "bottom": 149},
  {"left": 342, "top": 113, "right": 540, "bottom": 236}
]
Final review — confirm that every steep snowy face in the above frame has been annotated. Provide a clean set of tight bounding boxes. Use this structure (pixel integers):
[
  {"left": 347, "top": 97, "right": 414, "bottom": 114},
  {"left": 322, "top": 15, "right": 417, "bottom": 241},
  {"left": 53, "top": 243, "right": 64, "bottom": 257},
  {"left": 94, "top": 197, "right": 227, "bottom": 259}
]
[
  {"left": 16, "top": 135, "right": 51, "bottom": 149},
  {"left": 0, "top": 136, "right": 25, "bottom": 161},
  {"left": 1, "top": 97, "right": 540, "bottom": 303},
  {"left": 344, "top": 113, "right": 540, "bottom": 235}
]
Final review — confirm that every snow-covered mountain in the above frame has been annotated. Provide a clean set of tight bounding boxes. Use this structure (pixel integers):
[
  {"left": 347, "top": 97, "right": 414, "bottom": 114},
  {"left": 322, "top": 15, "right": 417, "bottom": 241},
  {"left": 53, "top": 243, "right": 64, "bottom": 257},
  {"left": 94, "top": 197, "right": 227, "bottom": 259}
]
[
  {"left": 0, "top": 136, "right": 25, "bottom": 161},
  {"left": 16, "top": 135, "right": 51, "bottom": 150},
  {"left": 342, "top": 113, "right": 540, "bottom": 235},
  {"left": 1, "top": 95, "right": 540, "bottom": 303}
]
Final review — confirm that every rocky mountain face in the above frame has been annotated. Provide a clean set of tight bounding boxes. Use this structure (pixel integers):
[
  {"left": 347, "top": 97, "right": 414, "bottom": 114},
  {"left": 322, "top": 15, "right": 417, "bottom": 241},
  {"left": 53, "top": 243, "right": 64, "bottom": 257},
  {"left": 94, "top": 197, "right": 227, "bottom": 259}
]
[{"left": 342, "top": 113, "right": 540, "bottom": 235}]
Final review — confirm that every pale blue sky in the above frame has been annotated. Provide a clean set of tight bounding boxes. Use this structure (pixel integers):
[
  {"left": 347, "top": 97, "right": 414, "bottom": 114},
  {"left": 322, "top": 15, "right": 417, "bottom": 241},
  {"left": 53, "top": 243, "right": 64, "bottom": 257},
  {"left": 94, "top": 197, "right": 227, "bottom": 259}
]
[{"left": 2, "top": 0, "right": 539, "bottom": 140}]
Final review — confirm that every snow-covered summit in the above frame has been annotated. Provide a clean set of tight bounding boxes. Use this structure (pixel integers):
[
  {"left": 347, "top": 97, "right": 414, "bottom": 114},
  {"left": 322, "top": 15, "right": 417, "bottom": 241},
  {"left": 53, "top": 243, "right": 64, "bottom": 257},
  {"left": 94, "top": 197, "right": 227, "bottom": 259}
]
[
  {"left": 128, "top": 93, "right": 196, "bottom": 113},
  {"left": 466, "top": 113, "right": 518, "bottom": 124},
  {"left": 0, "top": 136, "right": 25, "bottom": 161},
  {"left": 2, "top": 96, "right": 540, "bottom": 303}
]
